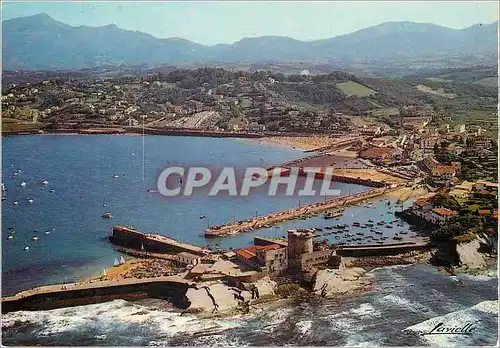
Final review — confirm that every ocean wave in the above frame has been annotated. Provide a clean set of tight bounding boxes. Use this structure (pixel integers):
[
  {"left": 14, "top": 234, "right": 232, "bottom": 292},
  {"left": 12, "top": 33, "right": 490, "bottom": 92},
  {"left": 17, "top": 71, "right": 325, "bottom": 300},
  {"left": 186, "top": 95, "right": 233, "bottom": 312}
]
[
  {"left": 2, "top": 299, "right": 246, "bottom": 344},
  {"left": 368, "top": 264, "right": 412, "bottom": 273},
  {"left": 403, "top": 300, "right": 499, "bottom": 347},
  {"left": 378, "top": 294, "right": 435, "bottom": 316}
]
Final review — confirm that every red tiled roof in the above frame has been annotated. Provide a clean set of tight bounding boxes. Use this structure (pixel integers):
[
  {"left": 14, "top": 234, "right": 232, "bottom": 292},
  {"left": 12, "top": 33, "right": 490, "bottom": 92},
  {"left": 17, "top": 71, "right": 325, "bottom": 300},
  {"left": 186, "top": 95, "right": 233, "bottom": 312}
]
[
  {"left": 477, "top": 209, "right": 491, "bottom": 215},
  {"left": 234, "top": 244, "right": 281, "bottom": 261},
  {"left": 433, "top": 208, "right": 456, "bottom": 217},
  {"left": 414, "top": 198, "right": 430, "bottom": 207}
]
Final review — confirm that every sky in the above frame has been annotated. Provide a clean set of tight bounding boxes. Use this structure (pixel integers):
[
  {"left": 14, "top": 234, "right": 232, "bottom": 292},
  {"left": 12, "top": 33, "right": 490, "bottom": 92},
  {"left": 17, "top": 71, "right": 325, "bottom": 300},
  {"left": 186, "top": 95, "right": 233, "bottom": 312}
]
[{"left": 2, "top": 1, "right": 498, "bottom": 45}]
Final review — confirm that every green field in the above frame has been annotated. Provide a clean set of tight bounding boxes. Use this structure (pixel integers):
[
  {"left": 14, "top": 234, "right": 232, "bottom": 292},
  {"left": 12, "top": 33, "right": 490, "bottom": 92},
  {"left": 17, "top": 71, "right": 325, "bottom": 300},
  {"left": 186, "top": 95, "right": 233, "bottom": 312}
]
[
  {"left": 337, "top": 81, "right": 376, "bottom": 97},
  {"left": 472, "top": 77, "right": 498, "bottom": 88},
  {"left": 416, "top": 84, "right": 456, "bottom": 99}
]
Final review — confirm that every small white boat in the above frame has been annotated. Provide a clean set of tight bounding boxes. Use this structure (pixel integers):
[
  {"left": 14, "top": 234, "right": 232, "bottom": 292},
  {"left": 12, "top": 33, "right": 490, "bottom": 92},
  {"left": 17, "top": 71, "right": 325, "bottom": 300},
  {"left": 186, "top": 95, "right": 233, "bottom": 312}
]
[
  {"left": 42, "top": 180, "right": 49, "bottom": 185},
  {"left": 24, "top": 246, "right": 30, "bottom": 251},
  {"left": 32, "top": 235, "right": 39, "bottom": 241},
  {"left": 7, "top": 235, "right": 14, "bottom": 240},
  {"left": 28, "top": 198, "right": 34, "bottom": 204},
  {"left": 113, "top": 175, "right": 119, "bottom": 179},
  {"left": 20, "top": 182, "right": 27, "bottom": 187},
  {"left": 113, "top": 258, "right": 120, "bottom": 267},
  {"left": 119, "top": 256, "right": 125, "bottom": 265},
  {"left": 49, "top": 189, "right": 55, "bottom": 193},
  {"left": 13, "top": 201, "right": 18, "bottom": 205},
  {"left": 44, "top": 230, "right": 51, "bottom": 235},
  {"left": 1, "top": 183, "right": 6, "bottom": 191}
]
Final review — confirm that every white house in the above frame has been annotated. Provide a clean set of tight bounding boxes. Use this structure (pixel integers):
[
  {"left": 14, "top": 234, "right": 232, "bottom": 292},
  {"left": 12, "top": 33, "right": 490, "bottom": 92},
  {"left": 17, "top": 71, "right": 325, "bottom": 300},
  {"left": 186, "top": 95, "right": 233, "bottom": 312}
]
[{"left": 176, "top": 252, "right": 201, "bottom": 266}]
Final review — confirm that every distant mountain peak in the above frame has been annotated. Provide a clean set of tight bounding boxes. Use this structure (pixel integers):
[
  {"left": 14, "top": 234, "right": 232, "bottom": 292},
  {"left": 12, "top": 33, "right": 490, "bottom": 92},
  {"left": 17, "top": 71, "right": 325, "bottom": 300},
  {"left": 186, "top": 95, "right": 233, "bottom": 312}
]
[{"left": 2, "top": 14, "right": 497, "bottom": 70}]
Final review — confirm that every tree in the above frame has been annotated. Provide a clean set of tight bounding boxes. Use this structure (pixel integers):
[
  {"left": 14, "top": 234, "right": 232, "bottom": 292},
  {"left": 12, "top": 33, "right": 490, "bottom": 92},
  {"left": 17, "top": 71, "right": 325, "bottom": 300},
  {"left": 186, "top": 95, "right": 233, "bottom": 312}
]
[{"left": 433, "top": 143, "right": 440, "bottom": 154}]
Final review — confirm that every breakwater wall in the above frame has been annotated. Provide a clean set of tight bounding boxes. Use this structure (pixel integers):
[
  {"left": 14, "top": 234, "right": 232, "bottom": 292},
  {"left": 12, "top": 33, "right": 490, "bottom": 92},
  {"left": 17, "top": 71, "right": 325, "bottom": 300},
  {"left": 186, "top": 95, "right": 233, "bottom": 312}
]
[
  {"left": 1, "top": 276, "right": 192, "bottom": 314},
  {"left": 337, "top": 240, "right": 431, "bottom": 257},
  {"left": 205, "top": 185, "right": 400, "bottom": 237},
  {"left": 267, "top": 168, "right": 391, "bottom": 188},
  {"left": 127, "top": 127, "right": 263, "bottom": 138},
  {"left": 110, "top": 226, "right": 210, "bottom": 256}
]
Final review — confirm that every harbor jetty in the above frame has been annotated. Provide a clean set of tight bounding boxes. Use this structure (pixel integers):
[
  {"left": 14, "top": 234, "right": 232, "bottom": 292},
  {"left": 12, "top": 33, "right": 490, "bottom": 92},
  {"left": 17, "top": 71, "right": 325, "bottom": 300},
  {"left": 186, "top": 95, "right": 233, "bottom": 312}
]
[
  {"left": 337, "top": 238, "right": 430, "bottom": 257},
  {"left": 1, "top": 275, "right": 192, "bottom": 314},
  {"left": 110, "top": 226, "right": 210, "bottom": 255},
  {"left": 205, "top": 185, "right": 400, "bottom": 237}
]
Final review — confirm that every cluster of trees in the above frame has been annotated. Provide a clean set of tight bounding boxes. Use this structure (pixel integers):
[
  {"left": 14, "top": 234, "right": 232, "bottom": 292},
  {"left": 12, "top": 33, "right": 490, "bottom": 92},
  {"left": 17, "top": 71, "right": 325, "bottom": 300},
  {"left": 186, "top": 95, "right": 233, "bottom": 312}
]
[{"left": 432, "top": 215, "right": 487, "bottom": 240}]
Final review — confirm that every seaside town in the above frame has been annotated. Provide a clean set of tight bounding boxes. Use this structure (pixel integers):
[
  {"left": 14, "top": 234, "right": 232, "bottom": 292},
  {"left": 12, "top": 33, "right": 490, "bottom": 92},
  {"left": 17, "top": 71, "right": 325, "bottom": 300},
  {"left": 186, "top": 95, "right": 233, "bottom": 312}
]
[{"left": 2, "top": 66, "right": 497, "bottom": 315}]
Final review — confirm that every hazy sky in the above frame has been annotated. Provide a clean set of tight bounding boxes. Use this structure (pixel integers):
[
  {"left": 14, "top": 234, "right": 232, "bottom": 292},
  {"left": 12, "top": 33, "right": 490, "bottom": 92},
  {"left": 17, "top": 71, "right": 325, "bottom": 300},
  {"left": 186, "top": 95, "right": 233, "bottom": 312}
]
[{"left": 2, "top": 1, "right": 498, "bottom": 45}]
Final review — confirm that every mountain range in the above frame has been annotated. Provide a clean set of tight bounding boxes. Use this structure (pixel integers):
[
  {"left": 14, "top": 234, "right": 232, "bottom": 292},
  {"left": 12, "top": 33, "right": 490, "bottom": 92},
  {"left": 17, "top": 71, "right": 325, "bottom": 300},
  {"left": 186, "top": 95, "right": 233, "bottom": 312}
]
[{"left": 2, "top": 13, "right": 498, "bottom": 71}]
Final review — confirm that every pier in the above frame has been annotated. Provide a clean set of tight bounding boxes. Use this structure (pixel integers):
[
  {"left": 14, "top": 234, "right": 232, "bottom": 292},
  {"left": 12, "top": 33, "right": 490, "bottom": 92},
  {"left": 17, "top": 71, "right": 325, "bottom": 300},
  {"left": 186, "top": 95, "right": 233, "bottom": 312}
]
[
  {"left": 110, "top": 226, "right": 211, "bottom": 255},
  {"left": 205, "top": 185, "right": 400, "bottom": 237}
]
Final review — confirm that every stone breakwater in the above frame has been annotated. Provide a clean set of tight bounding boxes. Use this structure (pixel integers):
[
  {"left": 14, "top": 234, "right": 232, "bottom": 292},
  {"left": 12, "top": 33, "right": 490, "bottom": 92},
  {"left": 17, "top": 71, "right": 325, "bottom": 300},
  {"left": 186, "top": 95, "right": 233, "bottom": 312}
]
[
  {"left": 205, "top": 185, "right": 400, "bottom": 237},
  {"left": 1, "top": 276, "right": 192, "bottom": 314}
]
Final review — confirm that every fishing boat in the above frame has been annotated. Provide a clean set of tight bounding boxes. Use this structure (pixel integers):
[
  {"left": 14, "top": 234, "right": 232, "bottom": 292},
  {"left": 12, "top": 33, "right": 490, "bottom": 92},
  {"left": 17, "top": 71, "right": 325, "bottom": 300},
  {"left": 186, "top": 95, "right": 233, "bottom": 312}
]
[{"left": 102, "top": 212, "right": 113, "bottom": 219}]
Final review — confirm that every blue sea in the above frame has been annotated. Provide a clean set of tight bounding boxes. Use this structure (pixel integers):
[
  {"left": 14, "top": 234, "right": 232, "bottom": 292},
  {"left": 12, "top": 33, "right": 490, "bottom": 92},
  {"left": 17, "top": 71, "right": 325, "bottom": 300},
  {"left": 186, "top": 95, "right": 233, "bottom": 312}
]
[{"left": 2, "top": 135, "right": 497, "bottom": 346}]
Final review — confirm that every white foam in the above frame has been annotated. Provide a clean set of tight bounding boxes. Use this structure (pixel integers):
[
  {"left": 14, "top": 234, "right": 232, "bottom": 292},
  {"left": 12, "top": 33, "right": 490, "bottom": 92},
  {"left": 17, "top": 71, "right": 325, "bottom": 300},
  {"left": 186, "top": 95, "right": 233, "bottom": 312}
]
[
  {"left": 295, "top": 320, "right": 312, "bottom": 336},
  {"left": 2, "top": 299, "right": 246, "bottom": 341},
  {"left": 379, "top": 294, "right": 433, "bottom": 315}
]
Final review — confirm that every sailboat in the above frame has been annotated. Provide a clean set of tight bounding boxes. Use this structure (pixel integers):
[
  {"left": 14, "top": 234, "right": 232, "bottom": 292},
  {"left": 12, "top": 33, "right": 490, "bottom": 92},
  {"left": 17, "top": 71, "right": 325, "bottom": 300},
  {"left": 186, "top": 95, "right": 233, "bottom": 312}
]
[
  {"left": 119, "top": 256, "right": 125, "bottom": 265},
  {"left": 113, "top": 258, "right": 120, "bottom": 267}
]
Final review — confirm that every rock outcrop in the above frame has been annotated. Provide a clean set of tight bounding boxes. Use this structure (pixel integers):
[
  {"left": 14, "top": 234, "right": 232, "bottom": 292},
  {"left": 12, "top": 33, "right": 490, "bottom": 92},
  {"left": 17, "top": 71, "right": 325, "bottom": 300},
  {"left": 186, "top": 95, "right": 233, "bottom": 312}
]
[
  {"left": 456, "top": 238, "right": 487, "bottom": 270},
  {"left": 312, "top": 267, "right": 372, "bottom": 297},
  {"left": 184, "top": 276, "right": 277, "bottom": 314}
]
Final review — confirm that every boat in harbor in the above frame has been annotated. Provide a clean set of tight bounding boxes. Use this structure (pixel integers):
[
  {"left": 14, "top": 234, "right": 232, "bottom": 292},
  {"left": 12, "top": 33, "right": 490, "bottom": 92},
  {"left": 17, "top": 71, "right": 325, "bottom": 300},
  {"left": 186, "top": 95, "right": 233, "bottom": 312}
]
[
  {"left": 352, "top": 222, "right": 361, "bottom": 227},
  {"left": 325, "top": 226, "right": 333, "bottom": 230},
  {"left": 120, "top": 256, "right": 126, "bottom": 264},
  {"left": 385, "top": 225, "right": 393, "bottom": 228},
  {"left": 102, "top": 212, "right": 113, "bottom": 219},
  {"left": 393, "top": 235, "right": 403, "bottom": 240},
  {"left": 315, "top": 227, "right": 324, "bottom": 232},
  {"left": 377, "top": 221, "right": 386, "bottom": 225},
  {"left": 113, "top": 258, "right": 120, "bottom": 267},
  {"left": 324, "top": 209, "right": 344, "bottom": 219}
]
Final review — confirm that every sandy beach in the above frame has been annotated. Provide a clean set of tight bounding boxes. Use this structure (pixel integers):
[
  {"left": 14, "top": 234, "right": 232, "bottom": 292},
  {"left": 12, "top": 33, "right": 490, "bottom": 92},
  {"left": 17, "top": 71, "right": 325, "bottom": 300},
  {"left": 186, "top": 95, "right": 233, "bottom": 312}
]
[{"left": 262, "top": 136, "right": 339, "bottom": 151}]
